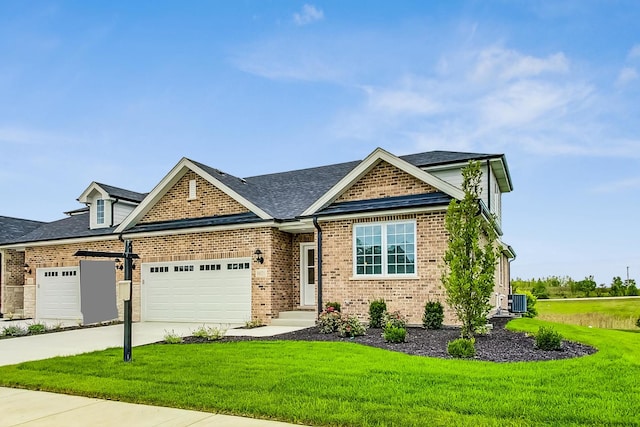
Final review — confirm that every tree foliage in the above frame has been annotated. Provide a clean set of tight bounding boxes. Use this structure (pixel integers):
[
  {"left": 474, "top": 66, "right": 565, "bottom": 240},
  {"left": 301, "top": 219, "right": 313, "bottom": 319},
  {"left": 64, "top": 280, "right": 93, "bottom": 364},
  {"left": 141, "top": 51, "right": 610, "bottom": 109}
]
[{"left": 442, "top": 161, "right": 499, "bottom": 339}]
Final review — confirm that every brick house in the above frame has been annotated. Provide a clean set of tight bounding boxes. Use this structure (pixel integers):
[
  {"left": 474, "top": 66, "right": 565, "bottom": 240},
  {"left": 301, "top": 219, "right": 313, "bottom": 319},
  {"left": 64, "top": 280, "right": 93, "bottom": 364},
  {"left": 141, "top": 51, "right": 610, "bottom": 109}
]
[{"left": 0, "top": 148, "right": 515, "bottom": 325}]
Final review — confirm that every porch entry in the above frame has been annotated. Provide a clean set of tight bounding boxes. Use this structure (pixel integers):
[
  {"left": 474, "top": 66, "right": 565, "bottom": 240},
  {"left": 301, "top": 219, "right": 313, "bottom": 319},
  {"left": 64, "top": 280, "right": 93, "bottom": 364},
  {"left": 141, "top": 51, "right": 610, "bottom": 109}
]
[{"left": 300, "top": 243, "right": 316, "bottom": 307}]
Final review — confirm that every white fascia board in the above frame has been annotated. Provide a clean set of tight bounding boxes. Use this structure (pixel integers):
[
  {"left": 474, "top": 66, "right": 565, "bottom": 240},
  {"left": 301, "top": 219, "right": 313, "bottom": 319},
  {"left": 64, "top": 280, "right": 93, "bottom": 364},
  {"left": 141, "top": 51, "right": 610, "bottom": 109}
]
[
  {"left": 0, "top": 234, "right": 121, "bottom": 250},
  {"left": 115, "top": 159, "right": 191, "bottom": 233},
  {"left": 187, "top": 160, "right": 272, "bottom": 220},
  {"left": 302, "top": 147, "right": 464, "bottom": 216},
  {"left": 116, "top": 158, "right": 272, "bottom": 233},
  {"left": 121, "top": 220, "right": 278, "bottom": 240},
  {"left": 311, "top": 205, "right": 448, "bottom": 223}
]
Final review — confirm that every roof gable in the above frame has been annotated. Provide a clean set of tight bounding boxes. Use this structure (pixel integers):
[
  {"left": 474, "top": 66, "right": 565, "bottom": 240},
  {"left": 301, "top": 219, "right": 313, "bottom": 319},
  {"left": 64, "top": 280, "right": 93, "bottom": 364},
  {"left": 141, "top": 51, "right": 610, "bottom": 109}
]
[
  {"left": 302, "top": 148, "right": 465, "bottom": 216},
  {"left": 115, "top": 158, "right": 272, "bottom": 233}
]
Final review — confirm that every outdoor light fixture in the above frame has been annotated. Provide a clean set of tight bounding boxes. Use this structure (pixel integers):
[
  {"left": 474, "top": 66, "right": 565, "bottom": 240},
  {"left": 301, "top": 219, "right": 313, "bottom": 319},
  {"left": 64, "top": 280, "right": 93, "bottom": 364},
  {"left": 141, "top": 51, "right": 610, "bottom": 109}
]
[
  {"left": 115, "top": 259, "right": 124, "bottom": 271},
  {"left": 254, "top": 249, "right": 264, "bottom": 264},
  {"left": 23, "top": 263, "right": 31, "bottom": 274}
]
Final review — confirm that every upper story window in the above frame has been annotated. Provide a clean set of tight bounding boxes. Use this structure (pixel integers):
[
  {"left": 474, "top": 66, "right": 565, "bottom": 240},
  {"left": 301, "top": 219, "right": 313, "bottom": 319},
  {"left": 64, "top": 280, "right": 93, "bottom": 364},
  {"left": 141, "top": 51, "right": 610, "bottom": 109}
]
[
  {"left": 96, "top": 199, "right": 105, "bottom": 224},
  {"left": 354, "top": 221, "right": 416, "bottom": 277}
]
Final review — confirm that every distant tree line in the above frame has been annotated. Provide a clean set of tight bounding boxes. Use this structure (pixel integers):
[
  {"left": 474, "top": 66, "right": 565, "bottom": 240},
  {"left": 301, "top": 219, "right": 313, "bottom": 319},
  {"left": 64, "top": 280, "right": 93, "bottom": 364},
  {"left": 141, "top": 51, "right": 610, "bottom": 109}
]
[{"left": 512, "top": 275, "right": 639, "bottom": 299}]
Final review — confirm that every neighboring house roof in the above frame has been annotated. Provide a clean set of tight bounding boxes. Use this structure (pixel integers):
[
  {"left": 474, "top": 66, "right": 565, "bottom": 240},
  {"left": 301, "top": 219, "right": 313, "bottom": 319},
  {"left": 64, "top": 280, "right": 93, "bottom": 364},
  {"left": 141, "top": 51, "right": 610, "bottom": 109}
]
[
  {"left": 10, "top": 211, "right": 115, "bottom": 244},
  {"left": 0, "top": 216, "right": 46, "bottom": 245}
]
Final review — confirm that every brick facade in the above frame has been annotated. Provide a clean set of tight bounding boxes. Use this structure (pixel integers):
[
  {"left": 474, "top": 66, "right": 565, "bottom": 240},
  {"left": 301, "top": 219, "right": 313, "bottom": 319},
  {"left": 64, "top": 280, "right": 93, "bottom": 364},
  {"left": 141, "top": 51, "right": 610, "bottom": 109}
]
[
  {"left": 0, "top": 249, "right": 26, "bottom": 316},
  {"left": 140, "top": 171, "right": 249, "bottom": 224},
  {"left": 337, "top": 161, "right": 437, "bottom": 203},
  {"left": 317, "top": 212, "right": 455, "bottom": 325},
  {"left": 22, "top": 227, "right": 295, "bottom": 323}
]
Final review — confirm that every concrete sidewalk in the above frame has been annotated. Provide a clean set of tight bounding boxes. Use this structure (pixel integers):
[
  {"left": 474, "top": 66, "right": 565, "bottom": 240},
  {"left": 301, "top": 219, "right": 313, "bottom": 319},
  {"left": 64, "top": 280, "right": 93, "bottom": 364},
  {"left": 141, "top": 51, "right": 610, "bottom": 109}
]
[
  {"left": 0, "top": 322, "right": 310, "bottom": 426},
  {"left": 0, "top": 387, "right": 303, "bottom": 426}
]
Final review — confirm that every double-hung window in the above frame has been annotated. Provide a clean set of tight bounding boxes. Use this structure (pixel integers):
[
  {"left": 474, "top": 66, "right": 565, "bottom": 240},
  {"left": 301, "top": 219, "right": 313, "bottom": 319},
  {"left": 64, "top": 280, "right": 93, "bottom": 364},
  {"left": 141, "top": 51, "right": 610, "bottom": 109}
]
[
  {"left": 96, "top": 199, "right": 105, "bottom": 225},
  {"left": 354, "top": 221, "right": 416, "bottom": 277}
]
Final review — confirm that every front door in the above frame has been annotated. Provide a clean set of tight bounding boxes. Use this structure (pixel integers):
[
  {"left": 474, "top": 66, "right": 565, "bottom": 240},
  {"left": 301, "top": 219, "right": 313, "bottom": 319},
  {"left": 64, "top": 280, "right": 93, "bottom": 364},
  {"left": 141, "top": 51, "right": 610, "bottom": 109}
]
[{"left": 300, "top": 243, "right": 316, "bottom": 307}]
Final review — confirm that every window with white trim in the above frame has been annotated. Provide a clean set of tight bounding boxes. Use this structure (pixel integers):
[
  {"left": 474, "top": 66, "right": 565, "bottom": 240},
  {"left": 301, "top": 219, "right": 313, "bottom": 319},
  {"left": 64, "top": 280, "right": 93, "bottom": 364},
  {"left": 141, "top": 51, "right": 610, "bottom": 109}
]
[
  {"left": 96, "top": 199, "right": 105, "bottom": 224},
  {"left": 354, "top": 221, "right": 416, "bottom": 276}
]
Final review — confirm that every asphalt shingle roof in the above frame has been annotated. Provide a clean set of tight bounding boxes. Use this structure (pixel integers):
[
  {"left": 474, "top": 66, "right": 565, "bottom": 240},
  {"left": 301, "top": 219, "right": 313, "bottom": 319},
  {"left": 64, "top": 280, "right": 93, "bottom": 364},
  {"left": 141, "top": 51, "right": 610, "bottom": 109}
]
[
  {"left": 95, "top": 183, "right": 147, "bottom": 203},
  {"left": 11, "top": 212, "right": 115, "bottom": 244},
  {"left": 0, "top": 216, "right": 46, "bottom": 245},
  {"left": 1, "top": 150, "right": 504, "bottom": 245},
  {"left": 315, "top": 192, "right": 453, "bottom": 217}
]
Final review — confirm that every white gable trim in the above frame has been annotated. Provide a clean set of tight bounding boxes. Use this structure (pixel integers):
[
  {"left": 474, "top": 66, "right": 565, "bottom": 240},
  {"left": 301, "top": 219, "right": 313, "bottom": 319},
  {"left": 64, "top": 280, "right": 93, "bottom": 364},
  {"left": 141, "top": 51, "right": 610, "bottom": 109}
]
[
  {"left": 115, "top": 158, "right": 271, "bottom": 233},
  {"left": 77, "top": 182, "right": 110, "bottom": 203},
  {"left": 301, "top": 147, "right": 465, "bottom": 216}
]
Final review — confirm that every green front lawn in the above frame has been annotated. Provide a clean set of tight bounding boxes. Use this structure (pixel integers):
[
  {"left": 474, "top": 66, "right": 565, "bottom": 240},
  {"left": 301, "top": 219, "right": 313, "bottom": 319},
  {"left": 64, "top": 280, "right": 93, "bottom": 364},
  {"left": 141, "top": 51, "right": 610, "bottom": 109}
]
[{"left": 1, "top": 319, "right": 639, "bottom": 426}]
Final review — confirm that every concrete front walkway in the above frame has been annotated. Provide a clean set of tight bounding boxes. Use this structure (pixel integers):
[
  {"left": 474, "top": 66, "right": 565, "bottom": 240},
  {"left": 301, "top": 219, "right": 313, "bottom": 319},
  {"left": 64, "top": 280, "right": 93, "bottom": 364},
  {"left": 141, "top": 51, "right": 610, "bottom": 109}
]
[
  {"left": 0, "top": 322, "right": 309, "bottom": 426},
  {"left": 0, "top": 387, "right": 303, "bottom": 426}
]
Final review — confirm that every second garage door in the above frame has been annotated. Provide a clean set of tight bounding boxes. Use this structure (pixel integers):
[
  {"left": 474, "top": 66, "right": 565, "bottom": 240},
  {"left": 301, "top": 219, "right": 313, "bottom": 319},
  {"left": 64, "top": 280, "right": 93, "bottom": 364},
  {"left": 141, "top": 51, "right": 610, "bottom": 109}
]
[{"left": 141, "top": 258, "right": 251, "bottom": 323}]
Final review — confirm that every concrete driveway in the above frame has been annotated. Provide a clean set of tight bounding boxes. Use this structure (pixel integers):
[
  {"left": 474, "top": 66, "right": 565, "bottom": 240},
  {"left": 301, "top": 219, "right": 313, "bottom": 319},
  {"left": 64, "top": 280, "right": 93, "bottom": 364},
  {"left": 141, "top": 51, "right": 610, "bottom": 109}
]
[{"left": 0, "top": 320, "right": 303, "bottom": 366}]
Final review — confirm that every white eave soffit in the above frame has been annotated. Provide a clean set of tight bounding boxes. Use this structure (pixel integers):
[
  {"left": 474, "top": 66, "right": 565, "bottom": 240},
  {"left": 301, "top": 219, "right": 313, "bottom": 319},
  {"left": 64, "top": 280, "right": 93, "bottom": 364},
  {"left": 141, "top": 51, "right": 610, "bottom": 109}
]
[
  {"left": 77, "top": 182, "right": 109, "bottom": 203},
  {"left": 301, "top": 147, "right": 465, "bottom": 216}
]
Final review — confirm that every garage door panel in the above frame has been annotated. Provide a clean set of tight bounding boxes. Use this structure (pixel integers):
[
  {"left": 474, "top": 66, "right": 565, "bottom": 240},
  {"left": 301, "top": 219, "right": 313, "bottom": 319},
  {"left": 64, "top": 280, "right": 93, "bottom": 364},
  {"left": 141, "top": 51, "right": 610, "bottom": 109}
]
[
  {"left": 36, "top": 267, "right": 81, "bottom": 320},
  {"left": 142, "top": 258, "right": 251, "bottom": 323}
]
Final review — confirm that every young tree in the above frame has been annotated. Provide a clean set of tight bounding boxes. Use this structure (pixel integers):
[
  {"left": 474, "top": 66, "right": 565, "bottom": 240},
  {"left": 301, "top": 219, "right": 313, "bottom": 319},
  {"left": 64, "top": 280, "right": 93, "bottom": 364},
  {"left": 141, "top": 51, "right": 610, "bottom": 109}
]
[
  {"left": 442, "top": 160, "right": 499, "bottom": 339},
  {"left": 610, "top": 276, "right": 624, "bottom": 297}
]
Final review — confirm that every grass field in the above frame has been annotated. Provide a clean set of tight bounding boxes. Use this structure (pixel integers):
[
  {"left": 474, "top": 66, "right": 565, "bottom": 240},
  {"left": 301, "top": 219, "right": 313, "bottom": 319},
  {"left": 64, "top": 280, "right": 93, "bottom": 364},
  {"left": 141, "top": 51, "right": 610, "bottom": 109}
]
[
  {"left": 537, "top": 296, "right": 640, "bottom": 329},
  {"left": 1, "top": 318, "right": 639, "bottom": 426}
]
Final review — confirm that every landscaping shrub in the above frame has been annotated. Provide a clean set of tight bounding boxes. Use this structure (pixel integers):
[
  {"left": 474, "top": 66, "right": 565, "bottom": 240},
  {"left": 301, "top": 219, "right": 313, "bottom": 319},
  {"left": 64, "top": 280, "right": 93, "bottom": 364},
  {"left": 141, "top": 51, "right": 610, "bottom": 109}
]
[
  {"left": 423, "top": 301, "right": 444, "bottom": 329},
  {"left": 383, "top": 310, "right": 407, "bottom": 330},
  {"left": 383, "top": 326, "right": 407, "bottom": 343},
  {"left": 474, "top": 323, "right": 492, "bottom": 336},
  {"left": 368, "top": 299, "right": 386, "bottom": 328},
  {"left": 244, "top": 319, "right": 264, "bottom": 329},
  {"left": 535, "top": 326, "right": 563, "bottom": 351},
  {"left": 163, "top": 330, "right": 183, "bottom": 344},
  {"left": 521, "top": 290, "right": 538, "bottom": 318},
  {"left": 338, "top": 315, "right": 366, "bottom": 338},
  {"left": 193, "top": 325, "right": 227, "bottom": 341},
  {"left": 636, "top": 317, "right": 640, "bottom": 328},
  {"left": 317, "top": 310, "right": 342, "bottom": 333},
  {"left": 447, "top": 338, "right": 476, "bottom": 358},
  {"left": 27, "top": 323, "right": 47, "bottom": 335},
  {"left": 325, "top": 302, "right": 341, "bottom": 312},
  {"left": 2, "top": 325, "right": 27, "bottom": 337}
]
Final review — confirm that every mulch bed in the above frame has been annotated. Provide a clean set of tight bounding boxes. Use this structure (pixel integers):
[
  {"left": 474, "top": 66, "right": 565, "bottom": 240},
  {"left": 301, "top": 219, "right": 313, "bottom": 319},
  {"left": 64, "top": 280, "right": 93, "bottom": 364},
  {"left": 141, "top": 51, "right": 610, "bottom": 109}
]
[{"left": 181, "top": 317, "right": 597, "bottom": 362}]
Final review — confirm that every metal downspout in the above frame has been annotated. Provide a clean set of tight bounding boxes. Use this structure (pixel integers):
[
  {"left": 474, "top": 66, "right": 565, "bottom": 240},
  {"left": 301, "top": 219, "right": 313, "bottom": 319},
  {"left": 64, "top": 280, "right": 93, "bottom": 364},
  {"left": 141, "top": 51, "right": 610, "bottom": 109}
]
[
  {"left": 313, "top": 217, "right": 323, "bottom": 314},
  {"left": 110, "top": 199, "right": 119, "bottom": 227},
  {"left": 486, "top": 159, "right": 491, "bottom": 211}
]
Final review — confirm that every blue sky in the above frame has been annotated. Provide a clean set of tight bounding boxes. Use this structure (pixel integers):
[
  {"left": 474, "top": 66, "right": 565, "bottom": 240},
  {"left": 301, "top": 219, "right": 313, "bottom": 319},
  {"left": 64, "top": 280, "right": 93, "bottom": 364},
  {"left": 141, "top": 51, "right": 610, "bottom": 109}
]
[{"left": 1, "top": 1, "right": 639, "bottom": 284}]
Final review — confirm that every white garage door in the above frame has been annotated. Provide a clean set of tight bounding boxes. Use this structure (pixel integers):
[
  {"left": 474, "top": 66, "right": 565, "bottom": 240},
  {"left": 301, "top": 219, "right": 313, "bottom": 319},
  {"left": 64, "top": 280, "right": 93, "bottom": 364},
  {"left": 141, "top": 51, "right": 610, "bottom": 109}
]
[
  {"left": 36, "top": 267, "right": 81, "bottom": 321},
  {"left": 142, "top": 258, "right": 251, "bottom": 323}
]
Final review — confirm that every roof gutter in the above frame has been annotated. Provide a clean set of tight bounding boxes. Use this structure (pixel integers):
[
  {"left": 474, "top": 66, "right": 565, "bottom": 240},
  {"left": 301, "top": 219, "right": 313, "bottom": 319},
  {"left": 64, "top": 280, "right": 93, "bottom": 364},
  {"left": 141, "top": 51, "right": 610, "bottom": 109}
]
[{"left": 313, "top": 216, "right": 323, "bottom": 315}]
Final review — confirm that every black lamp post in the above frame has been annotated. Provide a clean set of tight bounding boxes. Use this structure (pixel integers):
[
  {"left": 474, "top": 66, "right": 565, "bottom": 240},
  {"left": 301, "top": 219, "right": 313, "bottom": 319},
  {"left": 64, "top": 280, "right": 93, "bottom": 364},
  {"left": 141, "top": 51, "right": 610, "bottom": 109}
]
[{"left": 74, "top": 239, "right": 139, "bottom": 362}]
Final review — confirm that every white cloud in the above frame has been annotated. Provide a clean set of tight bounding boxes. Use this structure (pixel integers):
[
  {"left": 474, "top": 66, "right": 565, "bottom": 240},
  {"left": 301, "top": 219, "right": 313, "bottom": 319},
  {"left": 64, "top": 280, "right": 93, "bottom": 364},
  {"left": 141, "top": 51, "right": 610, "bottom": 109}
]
[
  {"left": 593, "top": 176, "right": 640, "bottom": 193},
  {"left": 293, "top": 4, "right": 324, "bottom": 26},
  {"left": 628, "top": 44, "right": 640, "bottom": 60},
  {"left": 471, "top": 47, "right": 569, "bottom": 82},
  {"left": 363, "top": 85, "right": 441, "bottom": 116},
  {"left": 616, "top": 67, "right": 638, "bottom": 86}
]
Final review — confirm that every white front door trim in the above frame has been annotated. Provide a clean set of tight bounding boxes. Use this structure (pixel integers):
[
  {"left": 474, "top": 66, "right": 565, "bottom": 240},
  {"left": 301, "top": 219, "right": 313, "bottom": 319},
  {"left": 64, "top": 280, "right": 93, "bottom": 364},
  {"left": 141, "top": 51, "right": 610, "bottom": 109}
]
[{"left": 300, "top": 243, "right": 316, "bottom": 307}]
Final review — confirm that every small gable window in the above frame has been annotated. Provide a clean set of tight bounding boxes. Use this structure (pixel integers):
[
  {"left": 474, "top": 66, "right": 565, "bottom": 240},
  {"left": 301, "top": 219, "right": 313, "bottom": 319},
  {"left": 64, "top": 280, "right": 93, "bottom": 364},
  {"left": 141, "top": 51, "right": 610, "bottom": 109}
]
[
  {"left": 96, "top": 199, "right": 105, "bottom": 224},
  {"left": 354, "top": 221, "right": 416, "bottom": 277}
]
